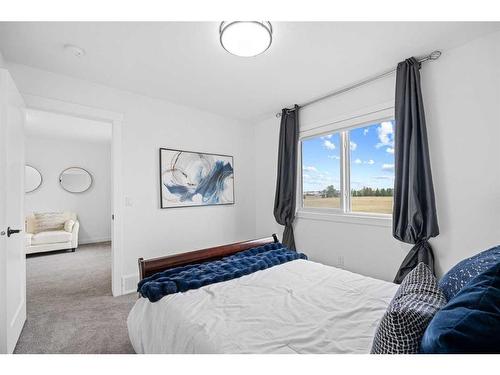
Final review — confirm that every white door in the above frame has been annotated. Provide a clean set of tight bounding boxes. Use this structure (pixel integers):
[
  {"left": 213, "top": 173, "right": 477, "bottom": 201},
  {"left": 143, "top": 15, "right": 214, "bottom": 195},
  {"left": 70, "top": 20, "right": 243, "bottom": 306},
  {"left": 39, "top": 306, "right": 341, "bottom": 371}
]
[{"left": 0, "top": 68, "right": 26, "bottom": 353}]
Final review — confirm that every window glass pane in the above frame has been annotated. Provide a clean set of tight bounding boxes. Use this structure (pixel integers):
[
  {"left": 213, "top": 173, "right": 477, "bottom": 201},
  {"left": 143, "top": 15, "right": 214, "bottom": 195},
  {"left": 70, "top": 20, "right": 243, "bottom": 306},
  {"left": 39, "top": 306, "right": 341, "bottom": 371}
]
[
  {"left": 302, "top": 132, "right": 341, "bottom": 209},
  {"left": 349, "top": 121, "right": 395, "bottom": 214}
]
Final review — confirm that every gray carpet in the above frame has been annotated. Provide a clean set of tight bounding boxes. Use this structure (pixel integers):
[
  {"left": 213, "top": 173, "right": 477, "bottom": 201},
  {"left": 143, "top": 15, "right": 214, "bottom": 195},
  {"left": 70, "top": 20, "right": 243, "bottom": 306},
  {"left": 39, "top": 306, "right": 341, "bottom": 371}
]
[{"left": 14, "top": 242, "right": 137, "bottom": 354}]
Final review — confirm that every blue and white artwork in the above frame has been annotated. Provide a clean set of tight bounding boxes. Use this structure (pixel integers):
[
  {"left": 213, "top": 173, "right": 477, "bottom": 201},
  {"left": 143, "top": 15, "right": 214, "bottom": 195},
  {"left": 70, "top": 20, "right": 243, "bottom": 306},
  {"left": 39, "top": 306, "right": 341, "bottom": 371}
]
[{"left": 160, "top": 148, "right": 234, "bottom": 208}]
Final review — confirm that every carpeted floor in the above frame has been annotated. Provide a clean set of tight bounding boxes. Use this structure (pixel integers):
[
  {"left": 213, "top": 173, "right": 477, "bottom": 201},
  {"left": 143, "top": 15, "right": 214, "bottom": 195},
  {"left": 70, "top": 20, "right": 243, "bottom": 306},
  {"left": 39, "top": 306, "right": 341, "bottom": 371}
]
[{"left": 14, "top": 242, "right": 137, "bottom": 354}]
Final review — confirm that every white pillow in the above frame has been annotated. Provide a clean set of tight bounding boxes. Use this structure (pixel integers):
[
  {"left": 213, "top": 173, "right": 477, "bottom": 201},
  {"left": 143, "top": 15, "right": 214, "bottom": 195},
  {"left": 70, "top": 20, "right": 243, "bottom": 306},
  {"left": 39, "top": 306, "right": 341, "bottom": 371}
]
[
  {"left": 34, "top": 212, "right": 66, "bottom": 233},
  {"left": 64, "top": 219, "right": 75, "bottom": 232}
]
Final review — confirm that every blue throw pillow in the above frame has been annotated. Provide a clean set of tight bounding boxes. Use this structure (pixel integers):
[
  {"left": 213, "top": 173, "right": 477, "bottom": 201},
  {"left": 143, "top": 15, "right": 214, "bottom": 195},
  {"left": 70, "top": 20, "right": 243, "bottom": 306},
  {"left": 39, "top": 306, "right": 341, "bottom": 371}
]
[
  {"left": 420, "top": 261, "right": 500, "bottom": 353},
  {"left": 438, "top": 245, "right": 500, "bottom": 300}
]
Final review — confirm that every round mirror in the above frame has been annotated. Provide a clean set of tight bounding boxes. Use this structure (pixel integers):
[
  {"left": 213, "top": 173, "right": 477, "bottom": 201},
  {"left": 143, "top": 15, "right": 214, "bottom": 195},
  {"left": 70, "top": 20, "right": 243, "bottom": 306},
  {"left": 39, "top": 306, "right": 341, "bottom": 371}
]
[
  {"left": 25, "top": 165, "right": 42, "bottom": 193},
  {"left": 59, "top": 167, "right": 93, "bottom": 193}
]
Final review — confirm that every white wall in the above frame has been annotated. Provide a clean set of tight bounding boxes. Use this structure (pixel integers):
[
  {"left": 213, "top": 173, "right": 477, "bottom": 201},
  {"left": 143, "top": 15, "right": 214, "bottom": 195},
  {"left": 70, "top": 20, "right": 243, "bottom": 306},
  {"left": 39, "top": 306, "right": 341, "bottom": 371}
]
[
  {"left": 7, "top": 63, "right": 256, "bottom": 293},
  {"left": 424, "top": 31, "right": 500, "bottom": 276},
  {"left": 25, "top": 136, "right": 111, "bottom": 244},
  {"left": 255, "top": 30, "right": 500, "bottom": 281}
]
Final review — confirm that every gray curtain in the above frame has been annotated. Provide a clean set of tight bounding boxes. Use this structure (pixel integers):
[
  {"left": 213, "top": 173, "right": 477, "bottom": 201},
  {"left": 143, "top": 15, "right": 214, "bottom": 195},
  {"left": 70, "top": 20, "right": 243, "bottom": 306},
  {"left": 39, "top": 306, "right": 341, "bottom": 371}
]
[
  {"left": 274, "top": 105, "right": 299, "bottom": 250},
  {"left": 393, "top": 57, "right": 440, "bottom": 284}
]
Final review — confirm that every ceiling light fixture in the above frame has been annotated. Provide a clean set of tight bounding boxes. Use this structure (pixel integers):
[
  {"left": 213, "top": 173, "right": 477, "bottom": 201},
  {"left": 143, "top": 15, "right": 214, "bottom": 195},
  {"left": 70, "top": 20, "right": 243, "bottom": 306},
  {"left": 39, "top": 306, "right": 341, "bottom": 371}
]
[
  {"left": 219, "top": 21, "right": 272, "bottom": 57},
  {"left": 63, "top": 44, "right": 86, "bottom": 58}
]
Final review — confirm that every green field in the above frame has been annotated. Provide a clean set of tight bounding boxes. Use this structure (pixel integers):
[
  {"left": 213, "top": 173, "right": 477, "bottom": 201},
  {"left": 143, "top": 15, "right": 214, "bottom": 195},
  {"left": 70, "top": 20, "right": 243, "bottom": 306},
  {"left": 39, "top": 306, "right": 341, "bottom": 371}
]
[{"left": 303, "top": 196, "right": 393, "bottom": 214}]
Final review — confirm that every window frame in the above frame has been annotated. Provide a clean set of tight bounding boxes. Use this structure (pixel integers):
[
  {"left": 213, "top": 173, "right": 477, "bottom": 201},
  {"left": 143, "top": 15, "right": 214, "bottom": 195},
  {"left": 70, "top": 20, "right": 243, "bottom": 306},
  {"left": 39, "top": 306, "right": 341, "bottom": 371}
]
[{"left": 297, "top": 105, "right": 395, "bottom": 225}]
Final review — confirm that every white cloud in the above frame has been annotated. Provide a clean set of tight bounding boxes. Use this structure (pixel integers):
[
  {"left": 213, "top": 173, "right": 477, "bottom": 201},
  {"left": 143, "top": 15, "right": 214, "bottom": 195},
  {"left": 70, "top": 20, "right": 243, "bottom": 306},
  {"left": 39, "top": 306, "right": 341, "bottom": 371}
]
[
  {"left": 372, "top": 175, "right": 395, "bottom": 180},
  {"left": 320, "top": 134, "right": 333, "bottom": 140},
  {"left": 350, "top": 141, "right": 357, "bottom": 151},
  {"left": 363, "top": 128, "right": 369, "bottom": 136},
  {"left": 328, "top": 155, "right": 340, "bottom": 160},
  {"left": 303, "top": 165, "right": 318, "bottom": 172},
  {"left": 323, "top": 140, "right": 336, "bottom": 150},
  {"left": 354, "top": 158, "right": 375, "bottom": 165},
  {"left": 376, "top": 121, "right": 394, "bottom": 149},
  {"left": 386, "top": 147, "right": 394, "bottom": 154},
  {"left": 302, "top": 171, "right": 340, "bottom": 191},
  {"left": 382, "top": 163, "right": 394, "bottom": 171}
]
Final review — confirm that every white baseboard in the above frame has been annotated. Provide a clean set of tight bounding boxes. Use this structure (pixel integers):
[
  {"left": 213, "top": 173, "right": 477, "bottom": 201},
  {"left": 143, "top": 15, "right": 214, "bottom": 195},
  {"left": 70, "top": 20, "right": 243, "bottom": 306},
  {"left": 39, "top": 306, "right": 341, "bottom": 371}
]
[
  {"left": 122, "top": 273, "right": 139, "bottom": 295},
  {"left": 79, "top": 237, "right": 111, "bottom": 245}
]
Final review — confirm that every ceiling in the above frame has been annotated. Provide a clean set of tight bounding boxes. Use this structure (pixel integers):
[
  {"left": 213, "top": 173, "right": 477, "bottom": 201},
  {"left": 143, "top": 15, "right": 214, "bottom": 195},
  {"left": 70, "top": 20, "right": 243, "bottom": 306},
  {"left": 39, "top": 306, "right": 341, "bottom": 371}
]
[
  {"left": 1, "top": 22, "right": 499, "bottom": 122},
  {"left": 26, "top": 109, "right": 111, "bottom": 143}
]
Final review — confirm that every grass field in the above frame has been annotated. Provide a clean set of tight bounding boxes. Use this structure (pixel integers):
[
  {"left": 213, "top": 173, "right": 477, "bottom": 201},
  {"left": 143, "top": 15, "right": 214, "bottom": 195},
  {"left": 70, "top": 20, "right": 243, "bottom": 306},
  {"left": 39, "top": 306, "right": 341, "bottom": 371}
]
[{"left": 303, "top": 196, "right": 393, "bottom": 214}]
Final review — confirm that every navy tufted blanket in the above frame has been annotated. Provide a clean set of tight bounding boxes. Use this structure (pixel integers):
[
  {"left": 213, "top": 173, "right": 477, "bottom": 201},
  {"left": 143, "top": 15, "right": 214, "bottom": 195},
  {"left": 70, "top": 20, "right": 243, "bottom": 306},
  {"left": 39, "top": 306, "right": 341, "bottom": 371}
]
[{"left": 138, "top": 242, "right": 307, "bottom": 302}]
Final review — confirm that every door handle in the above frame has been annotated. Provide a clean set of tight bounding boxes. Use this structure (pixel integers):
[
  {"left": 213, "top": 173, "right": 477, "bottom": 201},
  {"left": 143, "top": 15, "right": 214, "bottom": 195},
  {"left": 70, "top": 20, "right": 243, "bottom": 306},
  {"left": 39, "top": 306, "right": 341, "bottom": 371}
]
[{"left": 7, "top": 227, "right": 21, "bottom": 237}]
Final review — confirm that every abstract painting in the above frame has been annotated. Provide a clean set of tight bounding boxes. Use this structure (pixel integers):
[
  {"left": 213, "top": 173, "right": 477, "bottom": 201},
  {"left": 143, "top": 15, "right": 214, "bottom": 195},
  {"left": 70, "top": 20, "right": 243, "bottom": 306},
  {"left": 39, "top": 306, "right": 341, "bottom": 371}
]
[{"left": 159, "top": 148, "right": 234, "bottom": 208}]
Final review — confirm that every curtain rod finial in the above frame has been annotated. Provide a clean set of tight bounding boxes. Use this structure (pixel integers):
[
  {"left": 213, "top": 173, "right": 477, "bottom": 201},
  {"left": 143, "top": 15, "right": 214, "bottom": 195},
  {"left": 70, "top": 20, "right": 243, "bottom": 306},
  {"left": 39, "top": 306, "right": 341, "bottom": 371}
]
[{"left": 430, "top": 50, "right": 442, "bottom": 60}]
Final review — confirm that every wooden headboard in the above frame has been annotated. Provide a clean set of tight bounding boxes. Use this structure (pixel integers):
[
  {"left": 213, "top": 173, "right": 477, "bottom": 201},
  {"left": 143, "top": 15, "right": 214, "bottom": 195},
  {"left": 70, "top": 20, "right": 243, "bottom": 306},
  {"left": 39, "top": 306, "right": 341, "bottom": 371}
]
[{"left": 138, "top": 234, "right": 279, "bottom": 280}]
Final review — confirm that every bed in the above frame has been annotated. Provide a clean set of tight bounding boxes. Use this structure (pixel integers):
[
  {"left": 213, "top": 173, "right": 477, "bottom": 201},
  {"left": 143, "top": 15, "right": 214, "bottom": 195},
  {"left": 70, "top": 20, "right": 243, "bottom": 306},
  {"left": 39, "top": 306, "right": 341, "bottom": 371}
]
[{"left": 127, "top": 235, "right": 398, "bottom": 354}]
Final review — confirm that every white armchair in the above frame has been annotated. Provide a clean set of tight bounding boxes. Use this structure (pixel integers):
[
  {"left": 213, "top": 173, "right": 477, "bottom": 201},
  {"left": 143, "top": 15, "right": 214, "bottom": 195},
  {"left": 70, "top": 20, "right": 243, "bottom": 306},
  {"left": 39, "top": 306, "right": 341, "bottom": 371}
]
[{"left": 25, "top": 212, "right": 80, "bottom": 255}]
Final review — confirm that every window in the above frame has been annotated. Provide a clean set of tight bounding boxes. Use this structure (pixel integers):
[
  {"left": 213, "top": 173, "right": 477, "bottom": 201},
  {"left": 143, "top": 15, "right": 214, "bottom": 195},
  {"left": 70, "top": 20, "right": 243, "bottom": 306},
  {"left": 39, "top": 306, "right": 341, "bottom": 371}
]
[
  {"left": 301, "top": 119, "right": 395, "bottom": 216},
  {"left": 302, "top": 133, "right": 341, "bottom": 209}
]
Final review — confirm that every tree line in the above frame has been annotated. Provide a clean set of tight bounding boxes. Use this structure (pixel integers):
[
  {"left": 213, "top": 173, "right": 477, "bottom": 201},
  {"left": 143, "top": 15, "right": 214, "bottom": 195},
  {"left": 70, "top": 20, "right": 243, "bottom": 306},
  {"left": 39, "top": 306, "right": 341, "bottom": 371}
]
[
  {"left": 312, "top": 185, "right": 393, "bottom": 198},
  {"left": 351, "top": 187, "right": 393, "bottom": 197}
]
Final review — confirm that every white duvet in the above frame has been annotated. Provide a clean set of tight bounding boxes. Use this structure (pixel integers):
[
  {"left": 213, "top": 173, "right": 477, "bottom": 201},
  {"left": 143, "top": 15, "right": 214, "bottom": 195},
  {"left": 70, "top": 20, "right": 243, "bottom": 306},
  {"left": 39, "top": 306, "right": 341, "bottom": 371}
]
[{"left": 127, "top": 259, "right": 398, "bottom": 354}]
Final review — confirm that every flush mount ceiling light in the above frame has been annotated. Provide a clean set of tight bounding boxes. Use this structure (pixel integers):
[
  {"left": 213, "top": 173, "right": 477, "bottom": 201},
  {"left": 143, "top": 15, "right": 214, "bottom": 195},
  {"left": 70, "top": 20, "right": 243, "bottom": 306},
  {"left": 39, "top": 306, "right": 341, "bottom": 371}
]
[{"left": 219, "top": 21, "right": 272, "bottom": 57}]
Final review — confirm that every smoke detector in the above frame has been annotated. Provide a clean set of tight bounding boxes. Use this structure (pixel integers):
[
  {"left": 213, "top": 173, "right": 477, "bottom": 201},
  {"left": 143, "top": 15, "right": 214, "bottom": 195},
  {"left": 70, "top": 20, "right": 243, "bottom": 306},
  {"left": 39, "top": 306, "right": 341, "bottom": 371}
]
[{"left": 63, "top": 44, "right": 86, "bottom": 58}]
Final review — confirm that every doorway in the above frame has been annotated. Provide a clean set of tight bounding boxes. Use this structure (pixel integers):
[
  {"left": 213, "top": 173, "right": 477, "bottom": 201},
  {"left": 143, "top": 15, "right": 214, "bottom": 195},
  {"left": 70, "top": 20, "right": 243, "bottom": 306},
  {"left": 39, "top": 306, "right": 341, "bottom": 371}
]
[
  {"left": 13, "top": 101, "right": 132, "bottom": 353},
  {"left": 1, "top": 70, "right": 125, "bottom": 353},
  {"left": 22, "top": 95, "right": 124, "bottom": 297},
  {"left": 24, "top": 109, "right": 112, "bottom": 254}
]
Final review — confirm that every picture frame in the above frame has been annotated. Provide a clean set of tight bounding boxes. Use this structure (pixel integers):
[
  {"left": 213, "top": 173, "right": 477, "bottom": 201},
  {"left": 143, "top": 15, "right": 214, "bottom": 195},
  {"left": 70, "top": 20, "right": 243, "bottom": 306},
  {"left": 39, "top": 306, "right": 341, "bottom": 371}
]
[{"left": 159, "top": 148, "right": 235, "bottom": 209}]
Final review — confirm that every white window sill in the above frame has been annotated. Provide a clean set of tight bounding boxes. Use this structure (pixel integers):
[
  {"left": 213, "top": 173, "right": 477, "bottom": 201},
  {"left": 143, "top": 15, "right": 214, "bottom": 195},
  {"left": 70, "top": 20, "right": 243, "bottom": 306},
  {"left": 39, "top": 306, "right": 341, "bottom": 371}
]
[{"left": 296, "top": 209, "right": 392, "bottom": 227}]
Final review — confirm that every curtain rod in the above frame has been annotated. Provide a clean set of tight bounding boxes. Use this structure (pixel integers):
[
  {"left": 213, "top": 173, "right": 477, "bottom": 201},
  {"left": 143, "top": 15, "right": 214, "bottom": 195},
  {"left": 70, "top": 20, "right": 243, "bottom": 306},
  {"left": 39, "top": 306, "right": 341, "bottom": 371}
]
[{"left": 276, "top": 50, "right": 442, "bottom": 118}]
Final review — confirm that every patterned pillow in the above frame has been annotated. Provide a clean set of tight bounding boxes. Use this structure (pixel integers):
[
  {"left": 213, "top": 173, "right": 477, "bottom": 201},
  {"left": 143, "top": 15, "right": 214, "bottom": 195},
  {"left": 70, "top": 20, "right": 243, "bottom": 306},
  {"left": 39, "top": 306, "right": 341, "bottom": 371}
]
[
  {"left": 34, "top": 212, "right": 67, "bottom": 233},
  {"left": 438, "top": 245, "right": 500, "bottom": 300},
  {"left": 371, "top": 263, "right": 447, "bottom": 354}
]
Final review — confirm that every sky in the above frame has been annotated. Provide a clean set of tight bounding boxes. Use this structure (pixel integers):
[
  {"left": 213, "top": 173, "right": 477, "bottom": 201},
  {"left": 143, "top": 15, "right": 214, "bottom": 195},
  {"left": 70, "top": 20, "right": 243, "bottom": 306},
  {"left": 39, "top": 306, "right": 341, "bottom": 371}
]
[{"left": 302, "top": 120, "right": 395, "bottom": 192}]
